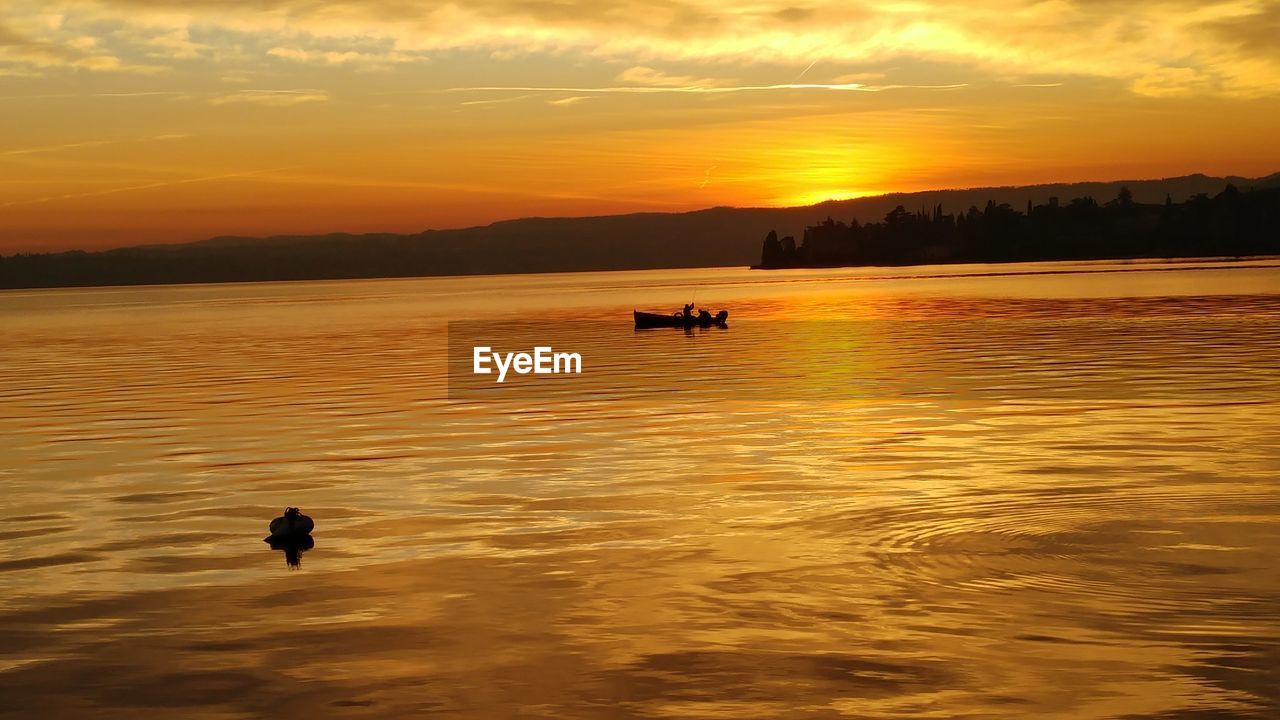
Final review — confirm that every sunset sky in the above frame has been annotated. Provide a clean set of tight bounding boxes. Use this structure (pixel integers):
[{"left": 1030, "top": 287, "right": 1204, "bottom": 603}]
[{"left": 3, "top": 0, "right": 1279, "bottom": 252}]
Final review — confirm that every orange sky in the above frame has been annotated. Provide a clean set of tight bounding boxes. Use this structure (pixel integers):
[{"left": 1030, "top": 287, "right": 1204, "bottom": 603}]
[{"left": 2, "top": 0, "right": 1279, "bottom": 253}]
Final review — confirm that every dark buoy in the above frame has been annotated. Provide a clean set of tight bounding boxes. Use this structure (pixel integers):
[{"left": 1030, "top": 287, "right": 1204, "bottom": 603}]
[
  {"left": 266, "top": 507, "right": 314, "bottom": 540},
  {"left": 264, "top": 507, "right": 315, "bottom": 568}
]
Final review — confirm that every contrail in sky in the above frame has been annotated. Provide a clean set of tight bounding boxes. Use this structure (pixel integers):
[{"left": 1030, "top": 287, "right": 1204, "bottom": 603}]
[
  {"left": 1, "top": 167, "right": 292, "bottom": 208},
  {"left": 444, "top": 82, "right": 967, "bottom": 95},
  {"left": 795, "top": 58, "right": 820, "bottom": 81}
]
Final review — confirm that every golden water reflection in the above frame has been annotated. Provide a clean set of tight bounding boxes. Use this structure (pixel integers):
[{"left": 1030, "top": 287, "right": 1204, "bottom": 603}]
[{"left": 1, "top": 261, "right": 1278, "bottom": 718}]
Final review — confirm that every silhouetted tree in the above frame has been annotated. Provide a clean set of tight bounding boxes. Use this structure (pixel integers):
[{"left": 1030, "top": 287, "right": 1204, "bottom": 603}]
[
  {"left": 884, "top": 206, "right": 911, "bottom": 225},
  {"left": 1117, "top": 186, "right": 1134, "bottom": 208},
  {"left": 760, "top": 230, "right": 783, "bottom": 266},
  {"left": 756, "top": 183, "right": 1280, "bottom": 269}
]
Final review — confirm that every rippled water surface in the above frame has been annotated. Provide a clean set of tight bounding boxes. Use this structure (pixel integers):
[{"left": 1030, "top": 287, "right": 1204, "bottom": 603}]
[{"left": 2, "top": 261, "right": 1279, "bottom": 719}]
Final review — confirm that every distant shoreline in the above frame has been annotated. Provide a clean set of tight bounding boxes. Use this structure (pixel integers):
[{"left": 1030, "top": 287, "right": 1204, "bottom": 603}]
[
  {"left": 751, "top": 254, "right": 1280, "bottom": 273},
  {"left": 2, "top": 256, "right": 1278, "bottom": 294},
  {"left": 4, "top": 173, "right": 1276, "bottom": 291},
  {"left": 754, "top": 183, "right": 1279, "bottom": 272}
]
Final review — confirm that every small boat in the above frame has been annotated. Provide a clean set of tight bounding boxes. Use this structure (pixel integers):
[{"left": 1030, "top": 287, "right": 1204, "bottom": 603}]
[
  {"left": 634, "top": 309, "right": 729, "bottom": 329},
  {"left": 266, "top": 507, "right": 314, "bottom": 540}
]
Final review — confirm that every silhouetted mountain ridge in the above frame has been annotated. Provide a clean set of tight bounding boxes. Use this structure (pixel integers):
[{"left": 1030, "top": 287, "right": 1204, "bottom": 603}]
[{"left": 3, "top": 173, "right": 1277, "bottom": 288}]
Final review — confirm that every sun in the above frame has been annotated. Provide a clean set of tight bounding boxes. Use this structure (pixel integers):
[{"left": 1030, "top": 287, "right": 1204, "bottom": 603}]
[{"left": 776, "top": 188, "right": 883, "bottom": 208}]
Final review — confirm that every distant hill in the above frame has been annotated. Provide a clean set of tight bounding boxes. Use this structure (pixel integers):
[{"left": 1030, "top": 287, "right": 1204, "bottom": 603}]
[{"left": 2, "top": 172, "right": 1277, "bottom": 289}]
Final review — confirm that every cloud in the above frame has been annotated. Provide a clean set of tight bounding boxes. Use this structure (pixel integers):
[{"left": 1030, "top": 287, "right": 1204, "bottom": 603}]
[
  {"left": 458, "top": 93, "right": 538, "bottom": 106},
  {"left": 144, "top": 28, "right": 209, "bottom": 60},
  {"left": 2, "top": 139, "right": 113, "bottom": 156},
  {"left": 774, "top": 7, "right": 815, "bottom": 23},
  {"left": 0, "top": 90, "right": 190, "bottom": 101},
  {"left": 4, "top": 1, "right": 1278, "bottom": 97},
  {"left": 616, "top": 65, "right": 726, "bottom": 87},
  {"left": 266, "top": 45, "right": 418, "bottom": 67},
  {"left": 449, "top": 81, "right": 966, "bottom": 96},
  {"left": 830, "top": 71, "right": 885, "bottom": 84},
  {"left": 0, "top": 166, "right": 292, "bottom": 208},
  {"left": 0, "top": 18, "right": 159, "bottom": 74},
  {"left": 0, "top": 66, "right": 42, "bottom": 77},
  {"left": 1130, "top": 67, "right": 1217, "bottom": 98},
  {"left": 1, "top": 133, "right": 186, "bottom": 156},
  {"left": 209, "top": 89, "right": 330, "bottom": 106},
  {"left": 1200, "top": 4, "right": 1280, "bottom": 57}
]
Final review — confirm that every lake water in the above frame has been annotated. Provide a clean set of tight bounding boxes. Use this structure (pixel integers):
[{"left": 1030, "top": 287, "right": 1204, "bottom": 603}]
[{"left": 2, "top": 260, "right": 1279, "bottom": 719}]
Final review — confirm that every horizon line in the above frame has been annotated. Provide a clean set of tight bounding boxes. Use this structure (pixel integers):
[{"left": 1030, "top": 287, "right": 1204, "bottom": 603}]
[{"left": 4, "top": 169, "right": 1276, "bottom": 256}]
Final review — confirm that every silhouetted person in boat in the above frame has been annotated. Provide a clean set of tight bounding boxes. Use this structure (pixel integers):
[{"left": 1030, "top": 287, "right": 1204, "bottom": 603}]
[
  {"left": 682, "top": 303, "right": 694, "bottom": 320},
  {"left": 698, "top": 308, "right": 713, "bottom": 322}
]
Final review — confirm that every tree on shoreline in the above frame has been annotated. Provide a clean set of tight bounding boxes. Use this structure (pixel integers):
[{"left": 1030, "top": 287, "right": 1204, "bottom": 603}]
[{"left": 758, "top": 184, "right": 1280, "bottom": 268}]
